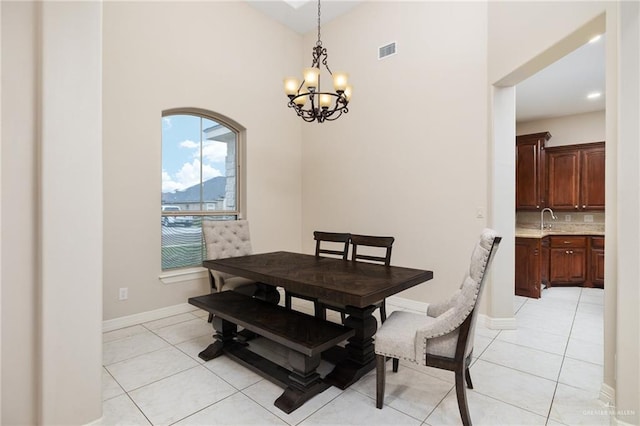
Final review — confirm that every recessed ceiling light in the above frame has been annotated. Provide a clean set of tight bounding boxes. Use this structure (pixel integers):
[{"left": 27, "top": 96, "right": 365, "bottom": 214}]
[
  {"left": 587, "top": 92, "right": 602, "bottom": 99},
  {"left": 589, "top": 34, "right": 602, "bottom": 43}
]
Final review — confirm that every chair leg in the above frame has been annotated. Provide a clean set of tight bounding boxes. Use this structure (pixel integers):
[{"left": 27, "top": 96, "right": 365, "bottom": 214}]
[
  {"left": 207, "top": 313, "right": 213, "bottom": 323},
  {"left": 285, "top": 292, "right": 292, "bottom": 310},
  {"left": 314, "top": 301, "right": 327, "bottom": 320},
  {"left": 392, "top": 358, "right": 399, "bottom": 372},
  {"left": 380, "top": 300, "right": 387, "bottom": 323},
  {"left": 376, "top": 354, "right": 386, "bottom": 409},
  {"left": 340, "top": 312, "right": 346, "bottom": 323},
  {"left": 455, "top": 366, "right": 472, "bottom": 426},
  {"left": 465, "top": 367, "right": 473, "bottom": 389}
]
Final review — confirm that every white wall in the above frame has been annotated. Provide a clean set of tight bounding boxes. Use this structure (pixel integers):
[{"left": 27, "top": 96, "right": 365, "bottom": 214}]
[
  {"left": 1, "top": 1, "right": 104, "bottom": 423},
  {"left": 102, "top": 1, "right": 304, "bottom": 320},
  {"left": 517, "top": 110, "right": 605, "bottom": 146},
  {"left": 616, "top": 1, "right": 640, "bottom": 422},
  {"left": 1, "top": 2, "right": 39, "bottom": 424},
  {"left": 39, "top": 3, "right": 104, "bottom": 423},
  {"left": 300, "top": 1, "right": 490, "bottom": 306}
]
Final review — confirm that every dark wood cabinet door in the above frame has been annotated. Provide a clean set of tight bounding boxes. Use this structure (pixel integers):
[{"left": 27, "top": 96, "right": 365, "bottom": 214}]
[
  {"left": 547, "top": 149, "right": 580, "bottom": 210},
  {"left": 566, "top": 248, "right": 587, "bottom": 282},
  {"left": 550, "top": 242, "right": 587, "bottom": 284},
  {"left": 589, "top": 236, "right": 605, "bottom": 288},
  {"left": 515, "top": 238, "right": 541, "bottom": 298},
  {"left": 516, "top": 133, "right": 549, "bottom": 210},
  {"left": 541, "top": 237, "right": 550, "bottom": 287},
  {"left": 549, "top": 248, "right": 569, "bottom": 282},
  {"left": 580, "top": 143, "right": 605, "bottom": 210}
]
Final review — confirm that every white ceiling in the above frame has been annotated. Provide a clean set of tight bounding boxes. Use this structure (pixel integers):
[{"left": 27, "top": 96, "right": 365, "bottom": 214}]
[
  {"left": 247, "top": 1, "right": 606, "bottom": 123},
  {"left": 516, "top": 35, "right": 606, "bottom": 122},
  {"left": 245, "top": 0, "right": 361, "bottom": 35}
]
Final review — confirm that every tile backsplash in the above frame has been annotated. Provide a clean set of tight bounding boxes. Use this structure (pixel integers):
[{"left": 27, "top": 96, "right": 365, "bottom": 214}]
[{"left": 517, "top": 211, "right": 605, "bottom": 233}]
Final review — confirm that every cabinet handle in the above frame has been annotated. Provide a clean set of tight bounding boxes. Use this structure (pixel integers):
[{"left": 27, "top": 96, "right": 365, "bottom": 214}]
[
  {"left": 575, "top": 205, "right": 579, "bottom": 209},
  {"left": 582, "top": 205, "right": 586, "bottom": 209},
  {"left": 564, "top": 241, "right": 571, "bottom": 244},
  {"left": 565, "top": 250, "right": 569, "bottom": 254},
  {"left": 536, "top": 205, "right": 540, "bottom": 209}
]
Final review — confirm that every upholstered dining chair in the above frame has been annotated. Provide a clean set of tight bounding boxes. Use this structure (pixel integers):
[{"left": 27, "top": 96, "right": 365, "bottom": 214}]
[
  {"left": 203, "top": 219, "right": 259, "bottom": 322},
  {"left": 320, "top": 234, "right": 395, "bottom": 323},
  {"left": 285, "top": 231, "right": 351, "bottom": 317},
  {"left": 374, "top": 229, "right": 501, "bottom": 426}
]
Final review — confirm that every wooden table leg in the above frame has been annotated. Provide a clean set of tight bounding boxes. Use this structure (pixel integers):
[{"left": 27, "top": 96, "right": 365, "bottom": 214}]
[
  {"left": 323, "top": 305, "right": 377, "bottom": 389},
  {"left": 199, "top": 316, "right": 236, "bottom": 361}
]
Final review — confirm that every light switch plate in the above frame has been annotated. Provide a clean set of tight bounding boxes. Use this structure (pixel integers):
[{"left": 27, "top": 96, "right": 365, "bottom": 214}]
[
  {"left": 565, "top": 215, "right": 572, "bottom": 222},
  {"left": 584, "top": 215, "right": 594, "bottom": 223}
]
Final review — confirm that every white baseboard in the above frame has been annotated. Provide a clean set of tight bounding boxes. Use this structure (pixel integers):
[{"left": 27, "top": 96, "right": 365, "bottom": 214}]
[
  {"left": 387, "top": 297, "right": 517, "bottom": 330},
  {"left": 612, "top": 417, "right": 636, "bottom": 426},
  {"left": 600, "top": 382, "right": 615, "bottom": 406},
  {"left": 387, "top": 295, "right": 428, "bottom": 313},
  {"left": 479, "top": 314, "right": 517, "bottom": 330},
  {"left": 103, "top": 303, "right": 198, "bottom": 332},
  {"left": 599, "top": 384, "right": 637, "bottom": 426}
]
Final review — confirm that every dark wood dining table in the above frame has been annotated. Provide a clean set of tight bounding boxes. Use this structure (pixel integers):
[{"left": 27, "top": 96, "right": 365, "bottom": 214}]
[{"left": 202, "top": 251, "right": 434, "bottom": 389}]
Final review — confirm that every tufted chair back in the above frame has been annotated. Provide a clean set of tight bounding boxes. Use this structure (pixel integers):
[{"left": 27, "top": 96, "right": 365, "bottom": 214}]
[
  {"left": 202, "top": 220, "right": 257, "bottom": 295},
  {"left": 203, "top": 220, "right": 253, "bottom": 260}
]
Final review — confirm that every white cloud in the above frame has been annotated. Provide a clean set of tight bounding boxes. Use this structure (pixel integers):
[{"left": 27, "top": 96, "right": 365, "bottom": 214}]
[
  {"left": 202, "top": 141, "right": 227, "bottom": 163},
  {"left": 162, "top": 160, "right": 223, "bottom": 193},
  {"left": 179, "top": 139, "right": 199, "bottom": 149},
  {"left": 178, "top": 140, "right": 227, "bottom": 164}
]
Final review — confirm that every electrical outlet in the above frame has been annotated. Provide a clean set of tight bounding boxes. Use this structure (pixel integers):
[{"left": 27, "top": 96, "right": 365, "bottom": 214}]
[
  {"left": 565, "top": 215, "right": 572, "bottom": 222},
  {"left": 119, "top": 287, "right": 128, "bottom": 301},
  {"left": 584, "top": 215, "right": 594, "bottom": 223},
  {"left": 476, "top": 208, "right": 484, "bottom": 218}
]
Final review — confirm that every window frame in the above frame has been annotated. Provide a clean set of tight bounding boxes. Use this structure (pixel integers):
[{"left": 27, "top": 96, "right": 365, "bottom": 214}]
[{"left": 160, "top": 107, "right": 246, "bottom": 276}]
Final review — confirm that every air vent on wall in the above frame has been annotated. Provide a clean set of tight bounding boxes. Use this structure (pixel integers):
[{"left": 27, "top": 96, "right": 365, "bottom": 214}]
[{"left": 378, "top": 42, "right": 397, "bottom": 60}]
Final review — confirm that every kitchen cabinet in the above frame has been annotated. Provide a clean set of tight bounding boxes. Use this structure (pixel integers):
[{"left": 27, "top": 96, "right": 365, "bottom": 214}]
[
  {"left": 541, "top": 236, "right": 550, "bottom": 288},
  {"left": 515, "top": 237, "right": 542, "bottom": 298},
  {"left": 516, "top": 132, "right": 550, "bottom": 210},
  {"left": 546, "top": 142, "right": 605, "bottom": 211},
  {"left": 580, "top": 145, "right": 606, "bottom": 210},
  {"left": 589, "top": 236, "right": 605, "bottom": 288},
  {"left": 549, "top": 236, "right": 587, "bottom": 285}
]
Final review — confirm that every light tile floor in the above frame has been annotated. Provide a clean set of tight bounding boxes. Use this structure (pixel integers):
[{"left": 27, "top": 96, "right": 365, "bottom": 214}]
[{"left": 101, "top": 287, "right": 610, "bottom": 425}]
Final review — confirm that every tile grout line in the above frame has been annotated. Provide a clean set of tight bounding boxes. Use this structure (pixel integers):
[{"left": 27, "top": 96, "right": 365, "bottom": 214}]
[{"left": 543, "top": 288, "right": 583, "bottom": 425}]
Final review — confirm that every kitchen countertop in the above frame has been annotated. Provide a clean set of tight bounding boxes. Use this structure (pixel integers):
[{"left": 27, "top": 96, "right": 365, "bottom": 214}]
[{"left": 516, "top": 227, "right": 605, "bottom": 238}]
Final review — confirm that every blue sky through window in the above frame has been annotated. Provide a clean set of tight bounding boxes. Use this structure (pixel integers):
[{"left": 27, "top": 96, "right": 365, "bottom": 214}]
[{"left": 162, "top": 114, "right": 228, "bottom": 194}]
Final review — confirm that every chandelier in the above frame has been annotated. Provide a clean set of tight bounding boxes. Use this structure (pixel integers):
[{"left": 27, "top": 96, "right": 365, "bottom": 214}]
[{"left": 283, "top": 0, "right": 351, "bottom": 123}]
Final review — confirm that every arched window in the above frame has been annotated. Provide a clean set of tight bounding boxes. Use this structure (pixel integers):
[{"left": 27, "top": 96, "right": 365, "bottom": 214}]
[{"left": 161, "top": 108, "right": 244, "bottom": 270}]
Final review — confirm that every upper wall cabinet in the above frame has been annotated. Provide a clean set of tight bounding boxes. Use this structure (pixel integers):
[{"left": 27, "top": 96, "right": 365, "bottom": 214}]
[
  {"left": 546, "top": 142, "right": 605, "bottom": 211},
  {"left": 516, "top": 132, "right": 551, "bottom": 210}
]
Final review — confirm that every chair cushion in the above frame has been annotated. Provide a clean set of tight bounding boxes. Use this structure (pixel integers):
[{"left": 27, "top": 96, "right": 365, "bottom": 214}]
[
  {"left": 203, "top": 220, "right": 252, "bottom": 260},
  {"left": 374, "top": 311, "right": 436, "bottom": 362}
]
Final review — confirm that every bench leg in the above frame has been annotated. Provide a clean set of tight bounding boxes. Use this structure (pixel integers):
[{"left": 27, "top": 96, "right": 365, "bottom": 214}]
[
  {"left": 199, "top": 316, "right": 236, "bottom": 362},
  {"left": 274, "top": 352, "right": 329, "bottom": 414}
]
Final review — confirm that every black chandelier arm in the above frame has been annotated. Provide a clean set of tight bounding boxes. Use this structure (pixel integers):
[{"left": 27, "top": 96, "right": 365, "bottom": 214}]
[{"left": 287, "top": 91, "right": 349, "bottom": 123}]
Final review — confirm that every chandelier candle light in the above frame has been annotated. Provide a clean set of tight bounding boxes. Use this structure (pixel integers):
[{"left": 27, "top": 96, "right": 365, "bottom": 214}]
[{"left": 284, "top": 0, "right": 351, "bottom": 123}]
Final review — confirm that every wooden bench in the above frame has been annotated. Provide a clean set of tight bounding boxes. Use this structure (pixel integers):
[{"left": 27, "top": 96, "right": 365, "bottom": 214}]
[{"left": 188, "top": 291, "right": 355, "bottom": 413}]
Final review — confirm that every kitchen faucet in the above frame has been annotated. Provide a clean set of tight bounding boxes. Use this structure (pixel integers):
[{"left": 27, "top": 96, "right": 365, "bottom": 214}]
[{"left": 540, "top": 208, "right": 557, "bottom": 231}]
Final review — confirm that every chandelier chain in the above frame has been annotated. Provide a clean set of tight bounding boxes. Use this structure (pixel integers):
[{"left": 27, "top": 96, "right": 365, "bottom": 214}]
[{"left": 316, "top": 0, "right": 322, "bottom": 46}]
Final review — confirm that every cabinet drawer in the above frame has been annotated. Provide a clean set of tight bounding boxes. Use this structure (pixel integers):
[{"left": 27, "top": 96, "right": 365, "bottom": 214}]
[
  {"left": 591, "top": 237, "right": 604, "bottom": 249},
  {"left": 550, "top": 236, "right": 587, "bottom": 248}
]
